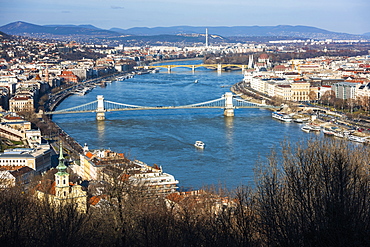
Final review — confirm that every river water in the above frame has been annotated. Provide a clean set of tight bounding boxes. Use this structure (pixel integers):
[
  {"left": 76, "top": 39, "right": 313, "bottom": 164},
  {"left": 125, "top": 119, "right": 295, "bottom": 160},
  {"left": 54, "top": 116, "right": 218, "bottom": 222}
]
[{"left": 54, "top": 60, "right": 314, "bottom": 190}]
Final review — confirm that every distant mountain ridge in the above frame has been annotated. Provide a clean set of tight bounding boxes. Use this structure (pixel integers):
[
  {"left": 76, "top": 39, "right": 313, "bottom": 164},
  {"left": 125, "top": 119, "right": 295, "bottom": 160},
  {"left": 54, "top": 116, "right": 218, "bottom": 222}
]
[
  {"left": 0, "top": 21, "right": 118, "bottom": 37},
  {"left": 0, "top": 21, "right": 368, "bottom": 40},
  {"left": 112, "top": 25, "right": 336, "bottom": 37}
]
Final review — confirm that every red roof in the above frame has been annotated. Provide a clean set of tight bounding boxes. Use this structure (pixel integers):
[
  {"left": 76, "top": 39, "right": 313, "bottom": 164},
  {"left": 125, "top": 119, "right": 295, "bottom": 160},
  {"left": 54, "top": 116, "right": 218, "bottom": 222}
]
[
  {"left": 85, "top": 152, "right": 94, "bottom": 159},
  {"left": 260, "top": 53, "right": 269, "bottom": 59}
]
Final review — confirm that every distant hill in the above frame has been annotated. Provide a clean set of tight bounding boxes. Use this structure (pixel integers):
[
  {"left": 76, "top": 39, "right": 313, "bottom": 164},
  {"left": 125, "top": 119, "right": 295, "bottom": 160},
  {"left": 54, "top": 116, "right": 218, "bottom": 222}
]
[
  {"left": 0, "top": 21, "right": 119, "bottom": 37},
  {"left": 111, "top": 25, "right": 362, "bottom": 39},
  {"left": 44, "top": 24, "right": 102, "bottom": 30},
  {"left": 0, "top": 21, "right": 367, "bottom": 42},
  {"left": 363, "top": 32, "right": 370, "bottom": 36},
  {"left": 0, "top": 31, "right": 12, "bottom": 40}
]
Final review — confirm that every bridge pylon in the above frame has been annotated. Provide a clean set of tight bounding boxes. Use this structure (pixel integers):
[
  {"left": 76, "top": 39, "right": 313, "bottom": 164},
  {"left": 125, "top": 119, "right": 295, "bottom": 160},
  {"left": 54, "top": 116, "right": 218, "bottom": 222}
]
[
  {"left": 223, "top": 92, "right": 234, "bottom": 117},
  {"left": 96, "top": 95, "right": 105, "bottom": 120}
]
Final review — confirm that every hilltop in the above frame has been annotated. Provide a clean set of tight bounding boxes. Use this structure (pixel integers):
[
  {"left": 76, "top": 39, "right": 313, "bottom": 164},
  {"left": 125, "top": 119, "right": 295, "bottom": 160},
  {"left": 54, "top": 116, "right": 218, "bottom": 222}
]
[{"left": 0, "top": 21, "right": 367, "bottom": 44}]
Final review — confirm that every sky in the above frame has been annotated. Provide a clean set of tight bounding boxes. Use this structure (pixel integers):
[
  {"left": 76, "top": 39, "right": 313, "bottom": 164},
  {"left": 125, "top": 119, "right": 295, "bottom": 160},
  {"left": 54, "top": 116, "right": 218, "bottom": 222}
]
[{"left": 0, "top": 0, "right": 369, "bottom": 34}]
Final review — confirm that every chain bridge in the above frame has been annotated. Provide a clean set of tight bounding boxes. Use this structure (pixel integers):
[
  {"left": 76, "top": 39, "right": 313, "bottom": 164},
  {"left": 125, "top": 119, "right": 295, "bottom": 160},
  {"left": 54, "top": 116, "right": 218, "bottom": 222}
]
[
  {"left": 136, "top": 64, "right": 247, "bottom": 72},
  {"left": 45, "top": 93, "right": 278, "bottom": 120}
]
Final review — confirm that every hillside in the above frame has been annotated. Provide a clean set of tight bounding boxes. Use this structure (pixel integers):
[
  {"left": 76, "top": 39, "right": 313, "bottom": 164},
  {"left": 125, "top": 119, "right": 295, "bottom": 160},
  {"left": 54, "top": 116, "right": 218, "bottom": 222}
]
[
  {"left": 111, "top": 25, "right": 363, "bottom": 39},
  {"left": 0, "top": 21, "right": 367, "bottom": 43},
  {"left": 0, "top": 21, "right": 119, "bottom": 37}
]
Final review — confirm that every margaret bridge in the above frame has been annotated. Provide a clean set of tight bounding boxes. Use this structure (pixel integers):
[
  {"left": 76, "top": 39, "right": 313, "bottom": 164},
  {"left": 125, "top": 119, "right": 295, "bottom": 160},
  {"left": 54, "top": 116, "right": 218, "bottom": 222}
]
[
  {"left": 136, "top": 64, "right": 248, "bottom": 73},
  {"left": 45, "top": 92, "right": 278, "bottom": 120}
]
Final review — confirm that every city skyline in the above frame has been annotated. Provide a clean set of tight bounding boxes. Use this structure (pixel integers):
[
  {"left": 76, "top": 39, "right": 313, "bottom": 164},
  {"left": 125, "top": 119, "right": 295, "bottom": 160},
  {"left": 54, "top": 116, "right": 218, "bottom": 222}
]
[{"left": 0, "top": 0, "right": 369, "bottom": 35}]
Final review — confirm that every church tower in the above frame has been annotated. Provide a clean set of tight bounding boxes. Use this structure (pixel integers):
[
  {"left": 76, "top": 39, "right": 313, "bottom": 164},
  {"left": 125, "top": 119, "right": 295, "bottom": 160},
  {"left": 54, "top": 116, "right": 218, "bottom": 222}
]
[{"left": 55, "top": 143, "right": 70, "bottom": 199}]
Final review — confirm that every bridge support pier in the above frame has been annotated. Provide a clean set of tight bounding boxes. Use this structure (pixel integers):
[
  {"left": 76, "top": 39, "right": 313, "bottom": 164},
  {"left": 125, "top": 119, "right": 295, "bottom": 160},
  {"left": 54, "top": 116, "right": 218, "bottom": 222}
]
[
  {"left": 192, "top": 65, "right": 195, "bottom": 72},
  {"left": 217, "top": 64, "right": 222, "bottom": 73},
  {"left": 223, "top": 92, "right": 234, "bottom": 117},
  {"left": 241, "top": 65, "right": 245, "bottom": 73},
  {"left": 96, "top": 112, "right": 105, "bottom": 120},
  {"left": 167, "top": 65, "right": 172, "bottom": 73}
]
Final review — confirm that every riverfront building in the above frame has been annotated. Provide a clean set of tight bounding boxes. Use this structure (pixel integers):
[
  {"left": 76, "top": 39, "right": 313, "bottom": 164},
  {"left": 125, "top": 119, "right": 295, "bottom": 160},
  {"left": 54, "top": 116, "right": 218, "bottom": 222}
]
[
  {"left": 332, "top": 82, "right": 359, "bottom": 99},
  {"left": 73, "top": 145, "right": 179, "bottom": 196}
]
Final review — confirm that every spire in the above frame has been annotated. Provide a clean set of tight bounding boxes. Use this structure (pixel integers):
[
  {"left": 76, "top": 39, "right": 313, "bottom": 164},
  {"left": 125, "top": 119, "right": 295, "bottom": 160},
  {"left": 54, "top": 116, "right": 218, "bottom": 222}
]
[{"left": 56, "top": 142, "right": 67, "bottom": 174}]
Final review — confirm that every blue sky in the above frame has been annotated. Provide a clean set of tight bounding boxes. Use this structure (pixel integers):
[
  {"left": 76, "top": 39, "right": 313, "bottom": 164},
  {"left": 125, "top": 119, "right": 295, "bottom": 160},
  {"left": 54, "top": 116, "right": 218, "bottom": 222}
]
[{"left": 0, "top": 0, "right": 369, "bottom": 34}]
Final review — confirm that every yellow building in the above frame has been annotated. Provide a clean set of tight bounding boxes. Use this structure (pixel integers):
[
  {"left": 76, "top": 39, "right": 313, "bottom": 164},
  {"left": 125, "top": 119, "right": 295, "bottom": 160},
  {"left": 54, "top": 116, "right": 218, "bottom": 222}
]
[
  {"left": 35, "top": 144, "right": 87, "bottom": 213},
  {"left": 291, "top": 80, "right": 311, "bottom": 101}
]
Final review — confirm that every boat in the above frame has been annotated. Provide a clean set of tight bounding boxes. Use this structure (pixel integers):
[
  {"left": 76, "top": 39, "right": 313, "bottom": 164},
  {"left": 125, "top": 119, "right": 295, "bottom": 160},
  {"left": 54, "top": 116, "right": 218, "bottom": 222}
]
[
  {"left": 294, "top": 118, "right": 309, "bottom": 123},
  {"left": 194, "top": 80, "right": 199, "bottom": 83},
  {"left": 194, "top": 141, "right": 205, "bottom": 149},
  {"left": 310, "top": 125, "right": 321, "bottom": 131},
  {"left": 322, "top": 128, "right": 335, "bottom": 136},
  {"left": 272, "top": 112, "right": 293, "bottom": 122},
  {"left": 301, "top": 124, "right": 321, "bottom": 132},
  {"left": 348, "top": 135, "right": 367, "bottom": 143},
  {"left": 301, "top": 125, "right": 311, "bottom": 132}
]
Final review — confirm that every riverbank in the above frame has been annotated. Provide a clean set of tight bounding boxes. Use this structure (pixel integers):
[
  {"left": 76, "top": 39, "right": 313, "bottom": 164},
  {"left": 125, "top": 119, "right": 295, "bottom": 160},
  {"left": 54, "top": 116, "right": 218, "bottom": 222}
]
[{"left": 231, "top": 80, "right": 370, "bottom": 144}]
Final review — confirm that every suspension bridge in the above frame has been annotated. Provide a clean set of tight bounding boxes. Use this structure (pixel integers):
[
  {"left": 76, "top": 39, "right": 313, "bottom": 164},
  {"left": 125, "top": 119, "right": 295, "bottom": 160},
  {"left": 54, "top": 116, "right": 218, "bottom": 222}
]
[{"left": 44, "top": 92, "right": 278, "bottom": 120}]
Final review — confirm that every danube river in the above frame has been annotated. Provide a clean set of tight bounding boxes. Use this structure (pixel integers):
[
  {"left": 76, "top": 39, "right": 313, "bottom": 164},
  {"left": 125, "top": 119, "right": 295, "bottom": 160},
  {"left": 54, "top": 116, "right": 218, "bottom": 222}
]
[{"left": 54, "top": 60, "right": 314, "bottom": 190}]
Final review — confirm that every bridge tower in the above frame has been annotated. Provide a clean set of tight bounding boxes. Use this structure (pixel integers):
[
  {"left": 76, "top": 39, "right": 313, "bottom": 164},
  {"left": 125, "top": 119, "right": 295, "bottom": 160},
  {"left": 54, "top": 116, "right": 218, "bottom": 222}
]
[
  {"left": 223, "top": 92, "right": 234, "bottom": 117},
  {"left": 96, "top": 95, "right": 105, "bottom": 120}
]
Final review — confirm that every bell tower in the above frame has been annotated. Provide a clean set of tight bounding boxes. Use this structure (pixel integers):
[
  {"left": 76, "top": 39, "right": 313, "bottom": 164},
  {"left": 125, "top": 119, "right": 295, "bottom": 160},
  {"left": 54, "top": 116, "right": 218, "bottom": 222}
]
[{"left": 55, "top": 143, "right": 70, "bottom": 199}]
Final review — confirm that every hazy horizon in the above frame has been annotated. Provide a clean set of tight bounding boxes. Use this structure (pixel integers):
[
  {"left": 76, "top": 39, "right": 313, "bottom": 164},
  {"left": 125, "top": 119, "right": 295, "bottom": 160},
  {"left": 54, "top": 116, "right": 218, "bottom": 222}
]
[{"left": 0, "top": 0, "right": 369, "bottom": 35}]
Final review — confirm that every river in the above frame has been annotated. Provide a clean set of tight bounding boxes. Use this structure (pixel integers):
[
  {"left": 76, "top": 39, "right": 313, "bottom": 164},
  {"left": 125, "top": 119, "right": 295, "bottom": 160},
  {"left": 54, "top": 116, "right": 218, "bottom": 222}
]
[{"left": 54, "top": 60, "right": 315, "bottom": 190}]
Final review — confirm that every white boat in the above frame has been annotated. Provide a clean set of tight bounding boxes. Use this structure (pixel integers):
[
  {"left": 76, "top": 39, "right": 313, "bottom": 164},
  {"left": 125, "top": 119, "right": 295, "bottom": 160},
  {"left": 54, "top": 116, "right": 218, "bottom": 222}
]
[
  {"left": 194, "top": 80, "right": 199, "bottom": 83},
  {"left": 301, "top": 124, "right": 321, "bottom": 132},
  {"left": 194, "top": 141, "right": 205, "bottom": 149},
  {"left": 272, "top": 112, "right": 293, "bottom": 122},
  {"left": 310, "top": 125, "right": 321, "bottom": 131},
  {"left": 322, "top": 128, "right": 335, "bottom": 136},
  {"left": 294, "top": 118, "right": 309, "bottom": 123},
  {"left": 301, "top": 125, "right": 311, "bottom": 132},
  {"left": 348, "top": 135, "right": 367, "bottom": 143}
]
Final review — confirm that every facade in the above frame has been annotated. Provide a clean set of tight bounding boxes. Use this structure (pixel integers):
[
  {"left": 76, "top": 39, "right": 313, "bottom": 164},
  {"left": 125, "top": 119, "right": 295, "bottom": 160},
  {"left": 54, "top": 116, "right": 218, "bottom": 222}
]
[
  {"left": 291, "top": 80, "right": 311, "bottom": 101},
  {"left": 0, "top": 147, "right": 52, "bottom": 173},
  {"left": 275, "top": 85, "right": 292, "bottom": 100},
  {"left": 9, "top": 95, "right": 34, "bottom": 112},
  {"left": 35, "top": 145, "right": 87, "bottom": 213},
  {"left": 59, "top": 70, "right": 79, "bottom": 83},
  {"left": 332, "top": 82, "right": 359, "bottom": 99}
]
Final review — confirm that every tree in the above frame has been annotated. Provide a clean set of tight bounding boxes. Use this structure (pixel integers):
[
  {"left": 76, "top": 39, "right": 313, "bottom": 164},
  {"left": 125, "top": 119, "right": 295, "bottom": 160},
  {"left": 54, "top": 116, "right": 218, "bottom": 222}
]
[
  {"left": 255, "top": 139, "right": 370, "bottom": 246},
  {"left": 321, "top": 90, "right": 336, "bottom": 106},
  {"left": 308, "top": 90, "right": 317, "bottom": 102}
]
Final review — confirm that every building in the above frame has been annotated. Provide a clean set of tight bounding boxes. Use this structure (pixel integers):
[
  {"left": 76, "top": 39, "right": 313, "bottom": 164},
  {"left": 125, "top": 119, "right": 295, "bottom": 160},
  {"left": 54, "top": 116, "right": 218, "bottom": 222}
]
[
  {"left": 35, "top": 144, "right": 87, "bottom": 213},
  {"left": 291, "top": 80, "right": 311, "bottom": 101},
  {"left": 0, "top": 146, "right": 52, "bottom": 173},
  {"left": 59, "top": 70, "right": 79, "bottom": 83},
  {"left": 332, "top": 82, "right": 359, "bottom": 99},
  {"left": 0, "top": 166, "right": 34, "bottom": 188},
  {"left": 9, "top": 95, "right": 34, "bottom": 112},
  {"left": 356, "top": 82, "right": 370, "bottom": 99},
  {"left": 74, "top": 145, "right": 179, "bottom": 196}
]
